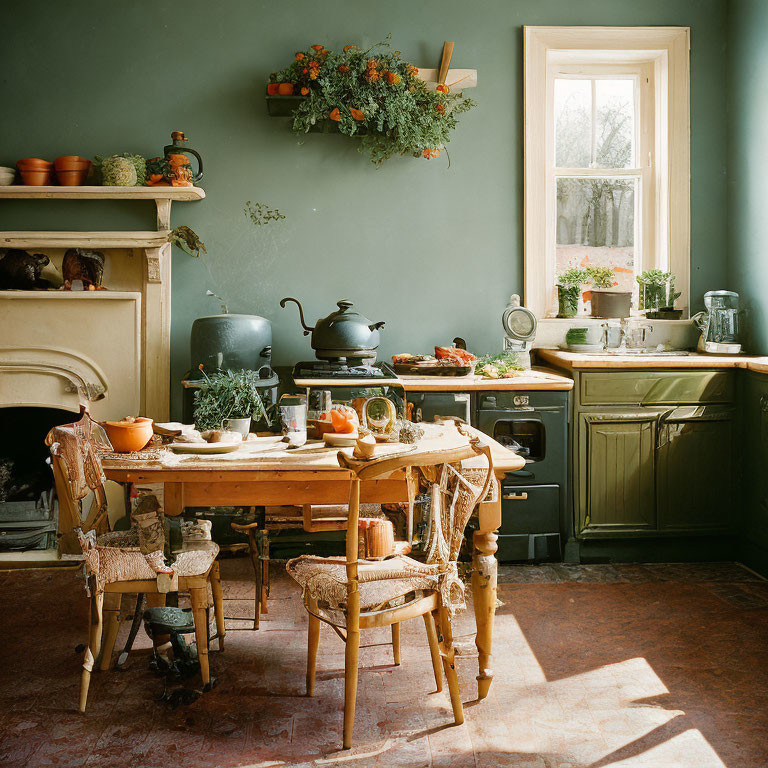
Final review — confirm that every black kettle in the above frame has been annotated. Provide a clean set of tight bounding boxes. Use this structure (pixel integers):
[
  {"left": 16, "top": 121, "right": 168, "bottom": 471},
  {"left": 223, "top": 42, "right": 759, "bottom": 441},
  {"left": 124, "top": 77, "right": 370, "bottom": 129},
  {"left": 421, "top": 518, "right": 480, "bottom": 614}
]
[{"left": 280, "top": 297, "right": 385, "bottom": 362}]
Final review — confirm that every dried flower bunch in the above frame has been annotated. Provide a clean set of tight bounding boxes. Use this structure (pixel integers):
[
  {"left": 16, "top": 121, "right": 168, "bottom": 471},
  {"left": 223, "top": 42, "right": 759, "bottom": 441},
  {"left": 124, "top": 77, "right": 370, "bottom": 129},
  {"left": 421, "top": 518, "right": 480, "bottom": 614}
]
[{"left": 269, "top": 38, "right": 476, "bottom": 166}]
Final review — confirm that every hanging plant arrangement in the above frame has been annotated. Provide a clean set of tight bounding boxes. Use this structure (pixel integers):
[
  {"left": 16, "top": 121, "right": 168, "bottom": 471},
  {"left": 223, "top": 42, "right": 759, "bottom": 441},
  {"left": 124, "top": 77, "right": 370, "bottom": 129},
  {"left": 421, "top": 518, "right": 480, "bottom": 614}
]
[{"left": 266, "top": 38, "right": 476, "bottom": 166}]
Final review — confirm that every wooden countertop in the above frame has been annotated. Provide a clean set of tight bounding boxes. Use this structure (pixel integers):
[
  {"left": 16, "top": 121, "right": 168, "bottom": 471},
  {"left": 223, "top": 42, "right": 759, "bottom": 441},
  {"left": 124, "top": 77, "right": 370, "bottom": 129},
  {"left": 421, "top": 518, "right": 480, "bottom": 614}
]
[
  {"left": 536, "top": 348, "right": 768, "bottom": 372},
  {"left": 397, "top": 366, "right": 573, "bottom": 391}
]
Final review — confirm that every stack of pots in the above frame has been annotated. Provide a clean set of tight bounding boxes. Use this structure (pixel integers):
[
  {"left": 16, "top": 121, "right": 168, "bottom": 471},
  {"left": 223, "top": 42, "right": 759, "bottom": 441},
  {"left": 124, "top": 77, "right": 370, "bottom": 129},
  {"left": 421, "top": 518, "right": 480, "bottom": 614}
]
[
  {"left": 15, "top": 156, "right": 92, "bottom": 186},
  {"left": 54, "top": 156, "right": 91, "bottom": 186},
  {"left": 16, "top": 158, "right": 53, "bottom": 185}
]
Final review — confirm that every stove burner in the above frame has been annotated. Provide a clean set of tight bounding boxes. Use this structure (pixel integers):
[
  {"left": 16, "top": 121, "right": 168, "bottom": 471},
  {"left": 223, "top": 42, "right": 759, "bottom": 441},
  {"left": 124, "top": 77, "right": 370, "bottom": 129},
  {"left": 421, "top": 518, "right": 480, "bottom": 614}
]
[{"left": 292, "top": 361, "right": 396, "bottom": 381}]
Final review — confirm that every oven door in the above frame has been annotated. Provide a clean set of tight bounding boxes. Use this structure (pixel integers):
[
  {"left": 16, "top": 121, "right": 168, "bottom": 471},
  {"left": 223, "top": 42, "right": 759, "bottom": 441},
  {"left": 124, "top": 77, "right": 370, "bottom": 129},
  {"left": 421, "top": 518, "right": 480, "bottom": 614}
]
[{"left": 408, "top": 392, "right": 472, "bottom": 425}]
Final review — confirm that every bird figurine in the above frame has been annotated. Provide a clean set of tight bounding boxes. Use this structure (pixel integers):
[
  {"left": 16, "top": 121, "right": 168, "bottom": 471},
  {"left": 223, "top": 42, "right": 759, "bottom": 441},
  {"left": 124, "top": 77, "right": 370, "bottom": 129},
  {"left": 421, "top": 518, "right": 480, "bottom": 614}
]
[
  {"left": 62, "top": 248, "right": 105, "bottom": 290},
  {"left": 0, "top": 249, "right": 51, "bottom": 290}
]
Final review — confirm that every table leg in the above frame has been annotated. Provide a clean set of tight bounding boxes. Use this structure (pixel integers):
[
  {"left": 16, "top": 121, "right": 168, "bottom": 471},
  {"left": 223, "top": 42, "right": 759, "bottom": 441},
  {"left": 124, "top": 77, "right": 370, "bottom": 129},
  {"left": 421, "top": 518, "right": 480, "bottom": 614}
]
[{"left": 472, "top": 490, "right": 501, "bottom": 701}]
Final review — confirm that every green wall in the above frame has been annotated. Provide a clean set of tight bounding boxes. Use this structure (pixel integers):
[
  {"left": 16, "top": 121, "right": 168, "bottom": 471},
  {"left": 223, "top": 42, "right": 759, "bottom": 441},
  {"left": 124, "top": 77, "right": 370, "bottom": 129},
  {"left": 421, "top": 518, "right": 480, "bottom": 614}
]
[
  {"left": 728, "top": 0, "right": 768, "bottom": 354},
  {"left": 0, "top": 0, "right": 729, "bottom": 418}
]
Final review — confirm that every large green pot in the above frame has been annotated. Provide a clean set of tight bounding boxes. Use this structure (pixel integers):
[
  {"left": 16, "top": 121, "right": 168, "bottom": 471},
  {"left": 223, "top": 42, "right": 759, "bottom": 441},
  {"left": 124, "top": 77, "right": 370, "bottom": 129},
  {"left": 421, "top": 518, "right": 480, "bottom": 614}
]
[{"left": 557, "top": 285, "right": 581, "bottom": 318}]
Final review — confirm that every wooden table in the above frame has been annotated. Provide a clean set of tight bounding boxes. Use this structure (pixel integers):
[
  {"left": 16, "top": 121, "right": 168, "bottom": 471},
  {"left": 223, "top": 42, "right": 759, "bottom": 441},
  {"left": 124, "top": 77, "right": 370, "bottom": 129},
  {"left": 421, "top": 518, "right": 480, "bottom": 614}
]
[{"left": 103, "top": 424, "right": 524, "bottom": 699}]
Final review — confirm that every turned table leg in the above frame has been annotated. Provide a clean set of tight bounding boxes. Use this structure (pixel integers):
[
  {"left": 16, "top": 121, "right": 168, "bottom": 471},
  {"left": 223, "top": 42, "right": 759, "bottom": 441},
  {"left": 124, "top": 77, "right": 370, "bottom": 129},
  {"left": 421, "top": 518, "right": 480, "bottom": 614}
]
[{"left": 472, "top": 489, "right": 501, "bottom": 701}]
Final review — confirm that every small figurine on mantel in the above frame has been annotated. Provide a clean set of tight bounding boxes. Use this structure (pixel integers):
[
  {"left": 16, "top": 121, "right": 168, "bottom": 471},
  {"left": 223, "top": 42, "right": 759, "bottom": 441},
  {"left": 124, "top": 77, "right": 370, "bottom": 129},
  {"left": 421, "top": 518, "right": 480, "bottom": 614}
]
[
  {"left": 0, "top": 249, "right": 52, "bottom": 290},
  {"left": 62, "top": 248, "right": 105, "bottom": 290}
]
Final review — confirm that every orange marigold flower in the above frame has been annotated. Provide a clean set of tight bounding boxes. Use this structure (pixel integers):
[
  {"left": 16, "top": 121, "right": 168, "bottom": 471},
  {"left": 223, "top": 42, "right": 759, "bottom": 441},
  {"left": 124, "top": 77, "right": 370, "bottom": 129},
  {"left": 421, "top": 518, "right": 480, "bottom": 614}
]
[
  {"left": 329, "top": 108, "right": 341, "bottom": 121},
  {"left": 435, "top": 103, "right": 445, "bottom": 114},
  {"left": 344, "top": 45, "right": 358, "bottom": 51},
  {"left": 295, "top": 52, "right": 305, "bottom": 61},
  {"left": 407, "top": 65, "right": 419, "bottom": 76},
  {"left": 365, "top": 70, "right": 380, "bottom": 82},
  {"left": 312, "top": 44, "right": 324, "bottom": 51},
  {"left": 436, "top": 84, "right": 450, "bottom": 94},
  {"left": 350, "top": 107, "right": 365, "bottom": 121},
  {"left": 302, "top": 68, "right": 308, "bottom": 74},
  {"left": 300, "top": 87, "right": 310, "bottom": 95},
  {"left": 309, "top": 70, "right": 318, "bottom": 79},
  {"left": 367, "top": 58, "right": 377, "bottom": 69},
  {"left": 309, "top": 60, "right": 320, "bottom": 68},
  {"left": 423, "top": 149, "right": 432, "bottom": 159},
  {"left": 338, "top": 64, "right": 350, "bottom": 74}
]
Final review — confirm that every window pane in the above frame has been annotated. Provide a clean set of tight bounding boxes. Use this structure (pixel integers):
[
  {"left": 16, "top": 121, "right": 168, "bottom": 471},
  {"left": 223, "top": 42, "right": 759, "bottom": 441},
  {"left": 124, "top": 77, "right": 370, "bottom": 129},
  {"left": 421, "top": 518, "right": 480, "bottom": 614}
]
[
  {"left": 594, "top": 79, "right": 634, "bottom": 169},
  {"left": 555, "top": 79, "right": 591, "bottom": 167},
  {"left": 556, "top": 177, "right": 637, "bottom": 293}
]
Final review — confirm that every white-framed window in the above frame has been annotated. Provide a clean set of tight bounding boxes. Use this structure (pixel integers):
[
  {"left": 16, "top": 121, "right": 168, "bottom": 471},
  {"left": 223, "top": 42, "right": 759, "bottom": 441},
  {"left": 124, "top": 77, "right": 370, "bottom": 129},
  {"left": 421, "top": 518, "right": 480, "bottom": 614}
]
[{"left": 524, "top": 27, "right": 690, "bottom": 318}]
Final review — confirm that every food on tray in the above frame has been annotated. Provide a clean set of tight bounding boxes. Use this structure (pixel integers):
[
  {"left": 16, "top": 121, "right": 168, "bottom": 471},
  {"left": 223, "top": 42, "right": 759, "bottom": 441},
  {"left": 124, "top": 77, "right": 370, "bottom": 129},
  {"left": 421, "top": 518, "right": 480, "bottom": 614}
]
[
  {"left": 392, "top": 353, "right": 436, "bottom": 365},
  {"left": 434, "top": 346, "right": 478, "bottom": 364},
  {"left": 476, "top": 352, "right": 525, "bottom": 379}
]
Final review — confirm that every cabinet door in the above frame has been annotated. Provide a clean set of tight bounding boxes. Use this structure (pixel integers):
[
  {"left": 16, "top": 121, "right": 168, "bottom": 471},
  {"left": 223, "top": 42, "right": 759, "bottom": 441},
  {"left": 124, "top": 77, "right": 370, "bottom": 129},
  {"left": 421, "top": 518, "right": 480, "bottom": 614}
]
[
  {"left": 656, "top": 406, "right": 734, "bottom": 531},
  {"left": 578, "top": 411, "right": 661, "bottom": 536}
]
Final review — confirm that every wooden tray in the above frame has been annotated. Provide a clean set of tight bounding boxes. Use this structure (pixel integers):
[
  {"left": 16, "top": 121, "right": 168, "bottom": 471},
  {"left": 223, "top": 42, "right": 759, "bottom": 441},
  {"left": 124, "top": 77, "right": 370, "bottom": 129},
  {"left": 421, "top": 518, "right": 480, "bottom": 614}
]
[{"left": 393, "top": 362, "right": 473, "bottom": 376}]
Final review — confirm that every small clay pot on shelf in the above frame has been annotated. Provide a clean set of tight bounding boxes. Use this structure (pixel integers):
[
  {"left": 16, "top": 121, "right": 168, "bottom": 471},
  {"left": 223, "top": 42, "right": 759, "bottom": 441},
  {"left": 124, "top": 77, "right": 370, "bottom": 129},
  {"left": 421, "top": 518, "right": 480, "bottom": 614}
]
[
  {"left": 54, "top": 156, "right": 91, "bottom": 186},
  {"left": 17, "top": 158, "right": 53, "bottom": 186}
]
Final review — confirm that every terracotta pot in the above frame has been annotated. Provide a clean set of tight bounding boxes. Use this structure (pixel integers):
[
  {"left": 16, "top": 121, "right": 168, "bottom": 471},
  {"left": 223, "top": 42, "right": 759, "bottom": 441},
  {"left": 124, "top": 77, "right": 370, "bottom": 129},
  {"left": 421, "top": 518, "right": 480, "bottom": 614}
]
[
  {"left": 266, "top": 83, "right": 280, "bottom": 95},
  {"left": 19, "top": 169, "right": 54, "bottom": 185},
  {"left": 101, "top": 417, "right": 154, "bottom": 453},
  {"left": 358, "top": 518, "right": 395, "bottom": 559},
  {"left": 277, "top": 82, "right": 294, "bottom": 95},
  {"left": 54, "top": 155, "right": 91, "bottom": 170},
  {"left": 55, "top": 169, "right": 89, "bottom": 186},
  {"left": 17, "top": 157, "right": 53, "bottom": 170}
]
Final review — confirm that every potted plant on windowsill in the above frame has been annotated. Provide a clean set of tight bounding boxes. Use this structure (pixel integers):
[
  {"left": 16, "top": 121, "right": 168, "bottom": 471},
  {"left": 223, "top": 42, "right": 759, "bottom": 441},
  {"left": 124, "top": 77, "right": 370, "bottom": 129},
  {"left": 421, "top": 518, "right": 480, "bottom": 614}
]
[
  {"left": 636, "top": 270, "right": 682, "bottom": 317},
  {"left": 193, "top": 367, "right": 275, "bottom": 435},
  {"left": 556, "top": 268, "right": 589, "bottom": 318},
  {"left": 587, "top": 266, "right": 632, "bottom": 318}
]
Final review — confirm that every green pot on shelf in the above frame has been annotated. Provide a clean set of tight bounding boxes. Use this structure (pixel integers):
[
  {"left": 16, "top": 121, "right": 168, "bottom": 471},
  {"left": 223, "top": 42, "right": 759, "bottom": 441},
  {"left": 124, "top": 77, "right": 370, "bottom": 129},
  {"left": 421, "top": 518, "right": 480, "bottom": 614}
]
[{"left": 557, "top": 285, "right": 581, "bottom": 318}]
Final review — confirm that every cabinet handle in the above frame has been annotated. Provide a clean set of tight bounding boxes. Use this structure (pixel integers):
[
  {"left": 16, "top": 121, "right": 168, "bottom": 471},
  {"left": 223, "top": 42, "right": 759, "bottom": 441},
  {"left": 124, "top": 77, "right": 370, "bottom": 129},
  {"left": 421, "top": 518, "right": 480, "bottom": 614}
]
[{"left": 502, "top": 492, "right": 529, "bottom": 501}]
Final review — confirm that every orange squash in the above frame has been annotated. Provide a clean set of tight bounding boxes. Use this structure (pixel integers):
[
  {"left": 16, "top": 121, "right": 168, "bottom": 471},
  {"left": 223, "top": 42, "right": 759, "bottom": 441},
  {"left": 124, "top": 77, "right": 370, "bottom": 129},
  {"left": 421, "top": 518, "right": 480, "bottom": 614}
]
[
  {"left": 267, "top": 83, "right": 280, "bottom": 95},
  {"left": 350, "top": 107, "right": 365, "bottom": 121},
  {"left": 277, "top": 82, "right": 294, "bottom": 95},
  {"left": 329, "top": 108, "right": 341, "bottom": 121}
]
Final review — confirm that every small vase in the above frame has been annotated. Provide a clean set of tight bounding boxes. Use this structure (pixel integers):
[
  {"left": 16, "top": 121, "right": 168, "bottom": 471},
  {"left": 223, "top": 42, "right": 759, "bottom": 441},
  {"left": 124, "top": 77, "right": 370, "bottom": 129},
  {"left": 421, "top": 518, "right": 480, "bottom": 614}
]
[
  {"left": 591, "top": 290, "right": 632, "bottom": 318},
  {"left": 557, "top": 285, "right": 580, "bottom": 318},
  {"left": 223, "top": 417, "right": 251, "bottom": 437}
]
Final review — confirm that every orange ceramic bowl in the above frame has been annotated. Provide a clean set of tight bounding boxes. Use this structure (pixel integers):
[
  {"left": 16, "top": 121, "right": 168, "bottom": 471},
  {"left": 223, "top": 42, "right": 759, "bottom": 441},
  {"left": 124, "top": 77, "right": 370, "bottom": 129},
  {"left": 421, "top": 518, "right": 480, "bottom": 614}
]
[{"left": 102, "top": 417, "right": 154, "bottom": 452}]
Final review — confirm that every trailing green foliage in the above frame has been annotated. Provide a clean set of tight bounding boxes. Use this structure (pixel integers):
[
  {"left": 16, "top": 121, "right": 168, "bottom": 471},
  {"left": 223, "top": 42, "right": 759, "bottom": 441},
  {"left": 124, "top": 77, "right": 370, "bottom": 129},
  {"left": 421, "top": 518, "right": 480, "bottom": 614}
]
[
  {"left": 168, "top": 226, "right": 207, "bottom": 258},
  {"left": 244, "top": 201, "right": 286, "bottom": 226},
  {"left": 556, "top": 268, "right": 590, "bottom": 288},
  {"left": 270, "top": 38, "right": 476, "bottom": 166},
  {"left": 193, "top": 368, "right": 274, "bottom": 430}
]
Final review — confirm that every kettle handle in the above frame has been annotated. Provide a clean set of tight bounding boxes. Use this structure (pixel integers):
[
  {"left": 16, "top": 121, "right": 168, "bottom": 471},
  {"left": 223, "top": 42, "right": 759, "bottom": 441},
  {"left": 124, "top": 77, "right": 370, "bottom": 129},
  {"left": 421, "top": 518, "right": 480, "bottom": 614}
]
[
  {"left": 185, "top": 148, "right": 203, "bottom": 182},
  {"left": 280, "top": 297, "right": 314, "bottom": 335}
]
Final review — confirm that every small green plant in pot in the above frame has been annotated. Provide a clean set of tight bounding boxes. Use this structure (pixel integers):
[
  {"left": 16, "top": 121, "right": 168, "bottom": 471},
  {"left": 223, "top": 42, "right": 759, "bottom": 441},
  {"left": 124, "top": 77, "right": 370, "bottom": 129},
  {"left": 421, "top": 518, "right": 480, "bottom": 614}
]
[
  {"left": 636, "top": 270, "right": 681, "bottom": 310},
  {"left": 556, "top": 268, "right": 589, "bottom": 318},
  {"left": 587, "top": 266, "right": 631, "bottom": 318},
  {"left": 193, "top": 367, "right": 274, "bottom": 434}
]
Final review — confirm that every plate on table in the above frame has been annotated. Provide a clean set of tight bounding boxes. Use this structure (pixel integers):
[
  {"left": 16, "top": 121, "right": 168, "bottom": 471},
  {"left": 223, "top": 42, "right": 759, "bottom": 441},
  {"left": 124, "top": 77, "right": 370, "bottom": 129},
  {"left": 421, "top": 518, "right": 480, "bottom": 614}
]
[
  {"left": 559, "top": 343, "right": 605, "bottom": 353},
  {"left": 168, "top": 442, "right": 241, "bottom": 455},
  {"left": 323, "top": 432, "right": 358, "bottom": 447}
]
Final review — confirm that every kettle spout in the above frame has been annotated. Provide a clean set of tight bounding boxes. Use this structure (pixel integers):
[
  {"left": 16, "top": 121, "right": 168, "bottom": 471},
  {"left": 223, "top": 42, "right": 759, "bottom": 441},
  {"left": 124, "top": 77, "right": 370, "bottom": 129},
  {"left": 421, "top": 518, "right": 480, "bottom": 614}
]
[
  {"left": 369, "top": 321, "right": 385, "bottom": 331},
  {"left": 280, "top": 297, "right": 314, "bottom": 335}
]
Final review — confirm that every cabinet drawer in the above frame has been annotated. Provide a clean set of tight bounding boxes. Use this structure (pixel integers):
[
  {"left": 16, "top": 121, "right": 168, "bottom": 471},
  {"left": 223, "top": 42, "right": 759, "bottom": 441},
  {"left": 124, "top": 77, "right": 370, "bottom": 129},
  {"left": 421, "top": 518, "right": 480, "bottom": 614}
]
[
  {"left": 500, "top": 483, "right": 560, "bottom": 534},
  {"left": 580, "top": 371, "right": 735, "bottom": 405}
]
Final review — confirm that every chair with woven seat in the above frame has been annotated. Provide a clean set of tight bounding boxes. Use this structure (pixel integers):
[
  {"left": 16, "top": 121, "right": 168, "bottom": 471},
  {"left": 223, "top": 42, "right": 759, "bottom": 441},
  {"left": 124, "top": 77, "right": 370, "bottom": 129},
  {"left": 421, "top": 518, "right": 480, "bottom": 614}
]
[
  {"left": 45, "top": 409, "right": 225, "bottom": 713},
  {"left": 287, "top": 427, "right": 495, "bottom": 749}
]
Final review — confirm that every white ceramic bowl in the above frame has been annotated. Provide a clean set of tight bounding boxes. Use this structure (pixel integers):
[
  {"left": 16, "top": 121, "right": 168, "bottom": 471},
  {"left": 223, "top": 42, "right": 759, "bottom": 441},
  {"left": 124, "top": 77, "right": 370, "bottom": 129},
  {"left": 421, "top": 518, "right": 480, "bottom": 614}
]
[{"left": 0, "top": 167, "right": 16, "bottom": 185}]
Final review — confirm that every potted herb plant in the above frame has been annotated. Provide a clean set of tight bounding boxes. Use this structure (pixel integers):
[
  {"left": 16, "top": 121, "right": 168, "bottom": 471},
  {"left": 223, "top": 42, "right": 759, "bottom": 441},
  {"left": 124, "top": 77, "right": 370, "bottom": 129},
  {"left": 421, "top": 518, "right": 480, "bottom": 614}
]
[
  {"left": 636, "top": 270, "right": 681, "bottom": 313},
  {"left": 587, "top": 266, "right": 632, "bottom": 318},
  {"left": 193, "top": 367, "right": 274, "bottom": 435},
  {"left": 556, "top": 268, "right": 589, "bottom": 318}
]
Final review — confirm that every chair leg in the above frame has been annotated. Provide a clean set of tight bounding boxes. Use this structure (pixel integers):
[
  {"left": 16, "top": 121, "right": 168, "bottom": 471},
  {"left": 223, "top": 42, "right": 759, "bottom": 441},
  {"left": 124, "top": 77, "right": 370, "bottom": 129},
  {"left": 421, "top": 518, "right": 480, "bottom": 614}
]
[
  {"left": 210, "top": 562, "right": 225, "bottom": 651},
  {"left": 433, "top": 607, "right": 464, "bottom": 725},
  {"left": 190, "top": 587, "right": 211, "bottom": 689},
  {"left": 79, "top": 591, "right": 103, "bottom": 713},
  {"left": 247, "top": 531, "right": 261, "bottom": 629},
  {"left": 391, "top": 622, "right": 401, "bottom": 666},
  {"left": 100, "top": 593, "right": 122, "bottom": 671},
  {"left": 343, "top": 592, "right": 361, "bottom": 749},
  {"left": 423, "top": 612, "right": 443, "bottom": 692},
  {"left": 306, "top": 596, "right": 320, "bottom": 696}
]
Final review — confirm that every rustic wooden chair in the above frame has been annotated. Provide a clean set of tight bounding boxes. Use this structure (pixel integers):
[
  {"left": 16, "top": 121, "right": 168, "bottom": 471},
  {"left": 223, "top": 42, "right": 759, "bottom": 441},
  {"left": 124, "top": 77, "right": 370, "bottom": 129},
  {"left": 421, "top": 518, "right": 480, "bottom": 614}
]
[
  {"left": 287, "top": 430, "right": 494, "bottom": 748},
  {"left": 45, "top": 409, "right": 225, "bottom": 713}
]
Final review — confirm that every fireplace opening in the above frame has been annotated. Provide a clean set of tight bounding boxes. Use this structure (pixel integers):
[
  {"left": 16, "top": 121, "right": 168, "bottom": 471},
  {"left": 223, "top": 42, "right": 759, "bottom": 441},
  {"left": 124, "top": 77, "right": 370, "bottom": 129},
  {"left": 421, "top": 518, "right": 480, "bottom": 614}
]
[{"left": 0, "top": 406, "right": 74, "bottom": 551}]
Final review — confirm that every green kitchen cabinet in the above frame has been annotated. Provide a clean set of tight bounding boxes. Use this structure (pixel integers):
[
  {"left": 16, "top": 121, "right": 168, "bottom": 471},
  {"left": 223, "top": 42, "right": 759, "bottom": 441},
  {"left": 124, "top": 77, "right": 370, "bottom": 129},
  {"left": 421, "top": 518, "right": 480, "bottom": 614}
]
[
  {"left": 656, "top": 406, "right": 735, "bottom": 531},
  {"left": 578, "top": 410, "right": 661, "bottom": 535},
  {"left": 568, "top": 368, "right": 737, "bottom": 541}
]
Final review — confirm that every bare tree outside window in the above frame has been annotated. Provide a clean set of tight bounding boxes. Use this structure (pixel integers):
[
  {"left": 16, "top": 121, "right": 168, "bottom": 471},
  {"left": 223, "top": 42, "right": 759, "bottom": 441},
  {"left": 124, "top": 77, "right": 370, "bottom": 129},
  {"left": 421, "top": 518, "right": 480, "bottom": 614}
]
[{"left": 554, "top": 78, "right": 637, "bottom": 295}]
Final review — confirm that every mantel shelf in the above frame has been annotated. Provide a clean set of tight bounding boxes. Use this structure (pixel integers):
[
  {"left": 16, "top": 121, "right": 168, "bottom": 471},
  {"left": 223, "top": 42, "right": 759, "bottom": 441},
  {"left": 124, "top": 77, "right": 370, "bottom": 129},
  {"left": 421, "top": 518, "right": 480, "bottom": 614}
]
[
  {"left": 0, "top": 231, "right": 170, "bottom": 249},
  {"left": 0, "top": 185, "right": 205, "bottom": 201}
]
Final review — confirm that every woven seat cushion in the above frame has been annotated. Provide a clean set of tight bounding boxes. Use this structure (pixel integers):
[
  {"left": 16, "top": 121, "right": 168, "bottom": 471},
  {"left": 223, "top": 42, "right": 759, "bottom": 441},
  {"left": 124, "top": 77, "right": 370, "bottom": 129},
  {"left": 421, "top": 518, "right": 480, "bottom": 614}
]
[
  {"left": 287, "top": 554, "right": 438, "bottom": 611},
  {"left": 81, "top": 540, "right": 219, "bottom": 592}
]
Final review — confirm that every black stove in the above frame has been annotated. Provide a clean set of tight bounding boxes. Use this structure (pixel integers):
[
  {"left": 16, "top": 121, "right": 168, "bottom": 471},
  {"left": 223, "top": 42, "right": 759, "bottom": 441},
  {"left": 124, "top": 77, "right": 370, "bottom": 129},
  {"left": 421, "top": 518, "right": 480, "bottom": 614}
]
[{"left": 292, "top": 360, "right": 397, "bottom": 381}]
